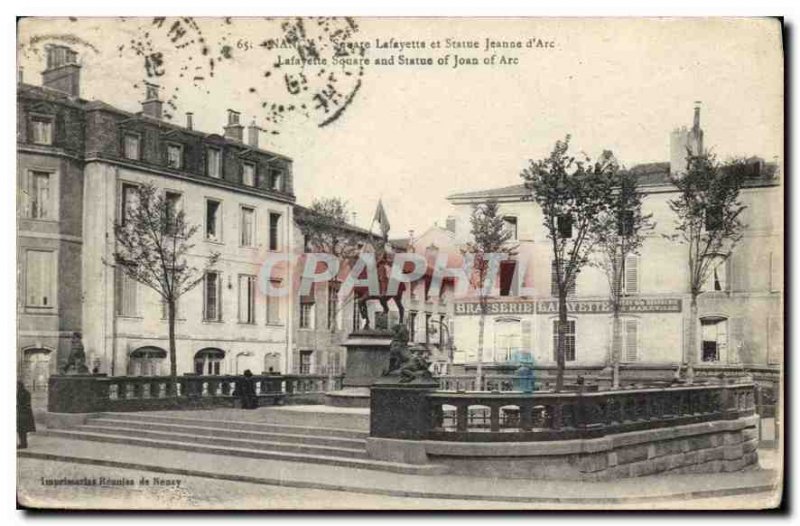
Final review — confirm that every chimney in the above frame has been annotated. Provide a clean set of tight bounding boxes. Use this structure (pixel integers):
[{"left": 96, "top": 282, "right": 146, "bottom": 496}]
[
  {"left": 247, "top": 119, "right": 260, "bottom": 148},
  {"left": 141, "top": 82, "right": 162, "bottom": 119},
  {"left": 224, "top": 109, "right": 243, "bottom": 142},
  {"left": 18, "top": 67, "right": 23, "bottom": 84},
  {"left": 186, "top": 112, "right": 194, "bottom": 130},
  {"left": 42, "top": 45, "right": 81, "bottom": 97}
]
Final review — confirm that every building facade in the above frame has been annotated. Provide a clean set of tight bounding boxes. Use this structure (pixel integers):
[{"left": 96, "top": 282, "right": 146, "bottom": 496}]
[
  {"left": 18, "top": 46, "right": 298, "bottom": 386},
  {"left": 447, "top": 108, "right": 783, "bottom": 375}
]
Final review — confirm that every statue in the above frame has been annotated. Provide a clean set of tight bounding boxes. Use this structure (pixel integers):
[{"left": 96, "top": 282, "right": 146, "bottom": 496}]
[
  {"left": 382, "top": 324, "right": 434, "bottom": 384},
  {"left": 63, "top": 332, "right": 89, "bottom": 374},
  {"left": 353, "top": 241, "right": 405, "bottom": 330}
]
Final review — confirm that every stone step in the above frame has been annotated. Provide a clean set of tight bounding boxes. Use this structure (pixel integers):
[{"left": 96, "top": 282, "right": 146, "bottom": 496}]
[
  {"left": 85, "top": 418, "right": 367, "bottom": 449},
  {"left": 74, "top": 425, "right": 369, "bottom": 459},
  {"left": 92, "top": 412, "right": 368, "bottom": 439},
  {"left": 36, "top": 430, "right": 449, "bottom": 476}
]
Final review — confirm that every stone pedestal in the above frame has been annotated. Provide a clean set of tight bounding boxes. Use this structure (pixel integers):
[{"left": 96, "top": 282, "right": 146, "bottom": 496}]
[
  {"left": 48, "top": 374, "right": 105, "bottom": 413},
  {"left": 324, "top": 330, "right": 393, "bottom": 408},
  {"left": 370, "top": 379, "right": 439, "bottom": 440}
]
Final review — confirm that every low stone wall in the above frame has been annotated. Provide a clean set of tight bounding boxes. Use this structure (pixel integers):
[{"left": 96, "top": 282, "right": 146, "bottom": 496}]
[{"left": 367, "top": 414, "right": 759, "bottom": 480}]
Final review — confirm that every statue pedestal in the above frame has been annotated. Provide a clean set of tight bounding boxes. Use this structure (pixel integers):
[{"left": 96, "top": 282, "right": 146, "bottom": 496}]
[
  {"left": 369, "top": 379, "right": 439, "bottom": 440},
  {"left": 325, "top": 329, "right": 393, "bottom": 408}
]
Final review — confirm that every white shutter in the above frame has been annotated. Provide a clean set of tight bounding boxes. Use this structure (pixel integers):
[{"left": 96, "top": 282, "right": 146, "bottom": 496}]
[
  {"left": 625, "top": 256, "right": 639, "bottom": 294},
  {"left": 624, "top": 319, "right": 638, "bottom": 361},
  {"left": 717, "top": 319, "right": 728, "bottom": 361}
]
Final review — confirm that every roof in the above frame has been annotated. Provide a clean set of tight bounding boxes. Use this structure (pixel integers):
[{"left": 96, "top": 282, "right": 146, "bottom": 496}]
[
  {"left": 294, "top": 204, "right": 382, "bottom": 239},
  {"left": 447, "top": 160, "right": 779, "bottom": 202},
  {"left": 18, "top": 81, "right": 292, "bottom": 163}
]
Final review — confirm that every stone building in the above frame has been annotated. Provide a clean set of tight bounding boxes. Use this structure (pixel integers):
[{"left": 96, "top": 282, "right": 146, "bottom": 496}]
[
  {"left": 446, "top": 106, "right": 782, "bottom": 378},
  {"left": 17, "top": 46, "right": 297, "bottom": 386}
]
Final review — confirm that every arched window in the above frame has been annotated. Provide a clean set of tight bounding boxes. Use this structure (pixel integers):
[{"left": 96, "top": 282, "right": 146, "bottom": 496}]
[
  {"left": 263, "top": 352, "right": 281, "bottom": 374},
  {"left": 700, "top": 316, "right": 728, "bottom": 363},
  {"left": 195, "top": 348, "right": 225, "bottom": 375},
  {"left": 22, "top": 347, "right": 52, "bottom": 392},
  {"left": 494, "top": 318, "right": 522, "bottom": 363},
  {"left": 129, "top": 346, "right": 166, "bottom": 376}
]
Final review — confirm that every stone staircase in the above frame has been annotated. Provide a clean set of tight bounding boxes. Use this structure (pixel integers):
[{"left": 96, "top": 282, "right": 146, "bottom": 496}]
[{"left": 37, "top": 412, "right": 448, "bottom": 475}]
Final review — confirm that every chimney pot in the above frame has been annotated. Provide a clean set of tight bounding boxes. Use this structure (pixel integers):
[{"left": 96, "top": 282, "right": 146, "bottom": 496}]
[
  {"left": 224, "top": 109, "right": 244, "bottom": 142},
  {"left": 18, "top": 67, "right": 23, "bottom": 83},
  {"left": 141, "top": 82, "right": 162, "bottom": 119},
  {"left": 186, "top": 112, "right": 194, "bottom": 130}
]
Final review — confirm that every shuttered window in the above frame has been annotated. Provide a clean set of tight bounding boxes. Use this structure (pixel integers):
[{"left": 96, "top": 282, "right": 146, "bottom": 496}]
[
  {"left": 624, "top": 255, "right": 639, "bottom": 294},
  {"left": 266, "top": 279, "right": 282, "bottom": 325},
  {"left": 204, "top": 272, "right": 221, "bottom": 321},
  {"left": 552, "top": 319, "right": 576, "bottom": 362},
  {"left": 30, "top": 171, "right": 51, "bottom": 220},
  {"left": 241, "top": 207, "right": 255, "bottom": 246},
  {"left": 26, "top": 250, "right": 54, "bottom": 308},
  {"left": 238, "top": 275, "right": 256, "bottom": 324},
  {"left": 115, "top": 269, "right": 138, "bottom": 316},
  {"left": 623, "top": 319, "right": 639, "bottom": 361}
]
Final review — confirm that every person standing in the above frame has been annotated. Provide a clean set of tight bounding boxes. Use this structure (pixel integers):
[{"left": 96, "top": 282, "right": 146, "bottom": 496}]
[
  {"left": 234, "top": 370, "right": 259, "bottom": 409},
  {"left": 17, "top": 381, "right": 36, "bottom": 449}
]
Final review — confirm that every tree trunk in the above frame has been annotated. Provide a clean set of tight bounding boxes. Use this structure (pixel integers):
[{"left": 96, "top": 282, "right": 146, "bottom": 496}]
[
  {"left": 686, "top": 294, "right": 698, "bottom": 384},
  {"left": 168, "top": 297, "right": 178, "bottom": 395},
  {"left": 476, "top": 298, "right": 486, "bottom": 391},
  {"left": 611, "top": 311, "right": 622, "bottom": 389},
  {"left": 556, "top": 293, "right": 567, "bottom": 392}
]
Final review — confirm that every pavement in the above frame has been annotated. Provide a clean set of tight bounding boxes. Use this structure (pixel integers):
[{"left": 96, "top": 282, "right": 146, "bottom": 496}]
[{"left": 17, "top": 406, "right": 783, "bottom": 510}]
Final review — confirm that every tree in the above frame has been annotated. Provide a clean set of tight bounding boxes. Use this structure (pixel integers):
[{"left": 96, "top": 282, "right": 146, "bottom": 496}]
[
  {"left": 462, "top": 200, "right": 517, "bottom": 390},
  {"left": 592, "top": 159, "right": 654, "bottom": 387},
  {"left": 665, "top": 152, "right": 748, "bottom": 377},
  {"left": 521, "top": 136, "right": 617, "bottom": 392},
  {"left": 108, "top": 182, "right": 219, "bottom": 386}
]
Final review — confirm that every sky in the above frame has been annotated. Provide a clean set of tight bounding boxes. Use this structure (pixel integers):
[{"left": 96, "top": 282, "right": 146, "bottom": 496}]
[{"left": 17, "top": 17, "right": 783, "bottom": 238}]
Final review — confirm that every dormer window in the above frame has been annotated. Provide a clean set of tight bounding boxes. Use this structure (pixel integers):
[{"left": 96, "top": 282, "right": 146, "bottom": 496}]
[
  {"left": 31, "top": 115, "right": 53, "bottom": 145},
  {"left": 167, "top": 143, "right": 183, "bottom": 169},
  {"left": 207, "top": 147, "right": 221, "bottom": 178},
  {"left": 123, "top": 133, "right": 141, "bottom": 161},
  {"left": 269, "top": 167, "right": 282, "bottom": 191},
  {"left": 243, "top": 162, "right": 255, "bottom": 186}
]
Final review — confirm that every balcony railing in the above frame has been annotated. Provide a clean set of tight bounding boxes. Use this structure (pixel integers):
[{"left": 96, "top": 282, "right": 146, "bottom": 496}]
[{"left": 426, "top": 383, "right": 755, "bottom": 442}]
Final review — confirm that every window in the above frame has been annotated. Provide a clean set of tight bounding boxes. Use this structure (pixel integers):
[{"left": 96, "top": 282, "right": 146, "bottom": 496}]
[
  {"left": 205, "top": 199, "right": 221, "bottom": 241},
  {"left": 167, "top": 143, "right": 183, "bottom": 169},
  {"left": 243, "top": 162, "right": 255, "bottom": 186},
  {"left": 439, "top": 314, "right": 447, "bottom": 348},
  {"left": 120, "top": 183, "right": 139, "bottom": 225},
  {"left": 328, "top": 350, "right": 342, "bottom": 375},
  {"left": 269, "top": 167, "right": 282, "bottom": 191},
  {"left": 703, "top": 256, "right": 728, "bottom": 292},
  {"left": 269, "top": 212, "right": 281, "bottom": 251},
  {"left": 123, "top": 133, "right": 140, "bottom": 160},
  {"left": 299, "top": 350, "right": 313, "bottom": 374},
  {"left": 29, "top": 171, "right": 51, "bottom": 220},
  {"left": 238, "top": 275, "right": 256, "bottom": 324},
  {"left": 164, "top": 191, "right": 182, "bottom": 234},
  {"left": 204, "top": 272, "right": 221, "bottom": 321},
  {"left": 266, "top": 279, "right": 282, "bottom": 325},
  {"left": 207, "top": 147, "right": 221, "bottom": 178},
  {"left": 551, "top": 260, "right": 576, "bottom": 296},
  {"left": 557, "top": 214, "right": 573, "bottom": 238},
  {"left": 499, "top": 260, "right": 517, "bottom": 296},
  {"left": 425, "top": 313, "right": 432, "bottom": 344},
  {"left": 495, "top": 318, "right": 522, "bottom": 363},
  {"left": 195, "top": 348, "right": 225, "bottom": 375},
  {"left": 552, "top": 319, "right": 576, "bottom": 362},
  {"left": 129, "top": 347, "right": 166, "bottom": 377},
  {"left": 621, "top": 319, "right": 639, "bottom": 362},
  {"left": 622, "top": 255, "right": 639, "bottom": 295},
  {"left": 408, "top": 311, "right": 417, "bottom": 341},
  {"left": 160, "top": 298, "right": 181, "bottom": 320},
  {"left": 25, "top": 250, "right": 54, "bottom": 308},
  {"left": 31, "top": 116, "right": 53, "bottom": 145},
  {"left": 300, "top": 301, "right": 315, "bottom": 329},
  {"left": 705, "top": 206, "right": 723, "bottom": 232},
  {"left": 503, "top": 216, "right": 518, "bottom": 240},
  {"left": 701, "top": 317, "right": 727, "bottom": 363},
  {"left": 618, "top": 211, "right": 635, "bottom": 236},
  {"left": 115, "top": 269, "right": 138, "bottom": 316},
  {"left": 240, "top": 206, "right": 255, "bottom": 247},
  {"left": 327, "top": 281, "right": 340, "bottom": 330}
]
